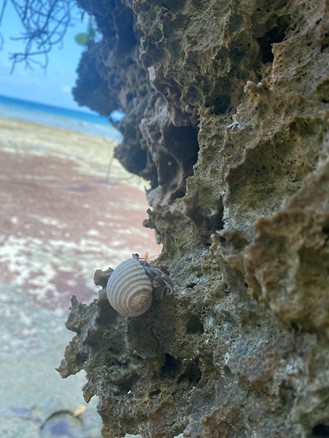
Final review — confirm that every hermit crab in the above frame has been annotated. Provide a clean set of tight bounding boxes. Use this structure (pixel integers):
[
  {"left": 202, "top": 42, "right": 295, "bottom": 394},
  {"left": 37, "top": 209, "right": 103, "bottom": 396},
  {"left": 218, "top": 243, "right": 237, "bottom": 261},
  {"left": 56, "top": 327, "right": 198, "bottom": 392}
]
[{"left": 94, "top": 254, "right": 173, "bottom": 317}]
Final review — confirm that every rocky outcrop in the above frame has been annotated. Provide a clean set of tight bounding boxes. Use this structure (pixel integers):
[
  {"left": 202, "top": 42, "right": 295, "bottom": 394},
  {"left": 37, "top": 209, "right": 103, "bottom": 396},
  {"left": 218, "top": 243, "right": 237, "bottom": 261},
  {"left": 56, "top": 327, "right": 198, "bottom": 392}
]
[{"left": 59, "top": 0, "right": 329, "bottom": 436}]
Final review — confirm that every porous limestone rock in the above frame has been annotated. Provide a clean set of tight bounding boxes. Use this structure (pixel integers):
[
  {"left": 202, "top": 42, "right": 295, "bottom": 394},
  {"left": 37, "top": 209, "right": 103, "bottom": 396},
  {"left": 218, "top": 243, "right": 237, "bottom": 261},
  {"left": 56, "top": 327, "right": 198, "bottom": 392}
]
[{"left": 59, "top": 0, "right": 329, "bottom": 436}]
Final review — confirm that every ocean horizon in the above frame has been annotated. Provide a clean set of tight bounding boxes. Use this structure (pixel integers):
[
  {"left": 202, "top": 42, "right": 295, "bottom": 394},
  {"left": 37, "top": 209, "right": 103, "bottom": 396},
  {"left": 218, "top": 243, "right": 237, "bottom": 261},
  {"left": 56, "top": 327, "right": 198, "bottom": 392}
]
[{"left": 0, "top": 94, "right": 122, "bottom": 141}]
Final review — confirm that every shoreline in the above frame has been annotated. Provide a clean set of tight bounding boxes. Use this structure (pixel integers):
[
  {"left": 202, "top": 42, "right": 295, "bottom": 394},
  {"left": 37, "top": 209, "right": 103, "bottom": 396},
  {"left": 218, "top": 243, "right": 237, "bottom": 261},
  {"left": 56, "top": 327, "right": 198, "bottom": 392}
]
[{"left": 0, "top": 116, "right": 149, "bottom": 190}]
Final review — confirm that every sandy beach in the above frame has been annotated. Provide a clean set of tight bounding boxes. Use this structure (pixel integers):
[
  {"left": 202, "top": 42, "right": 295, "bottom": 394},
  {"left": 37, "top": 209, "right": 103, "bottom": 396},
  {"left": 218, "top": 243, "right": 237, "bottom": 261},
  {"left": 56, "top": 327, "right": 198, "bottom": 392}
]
[
  {"left": 0, "top": 117, "right": 146, "bottom": 187},
  {"left": 0, "top": 117, "right": 157, "bottom": 437}
]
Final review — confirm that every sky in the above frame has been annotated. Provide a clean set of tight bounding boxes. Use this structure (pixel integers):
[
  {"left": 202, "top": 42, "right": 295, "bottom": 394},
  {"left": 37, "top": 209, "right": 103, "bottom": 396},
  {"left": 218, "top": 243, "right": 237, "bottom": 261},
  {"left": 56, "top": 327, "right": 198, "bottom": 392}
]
[{"left": 0, "top": 1, "right": 93, "bottom": 111}]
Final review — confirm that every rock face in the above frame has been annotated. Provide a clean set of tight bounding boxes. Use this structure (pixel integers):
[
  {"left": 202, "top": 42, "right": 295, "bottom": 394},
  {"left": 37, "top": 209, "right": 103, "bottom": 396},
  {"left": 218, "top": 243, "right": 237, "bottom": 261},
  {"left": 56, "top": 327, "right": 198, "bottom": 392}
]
[{"left": 59, "top": 0, "right": 329, "bottom": 436}]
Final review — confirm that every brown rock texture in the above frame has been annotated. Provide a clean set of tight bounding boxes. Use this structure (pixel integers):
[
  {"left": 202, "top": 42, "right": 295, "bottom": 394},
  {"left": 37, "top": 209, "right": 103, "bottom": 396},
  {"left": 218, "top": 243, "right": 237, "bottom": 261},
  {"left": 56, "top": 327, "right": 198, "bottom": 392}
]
[{"left": 59, "top": 0, "right": 329, "bottom": 437}]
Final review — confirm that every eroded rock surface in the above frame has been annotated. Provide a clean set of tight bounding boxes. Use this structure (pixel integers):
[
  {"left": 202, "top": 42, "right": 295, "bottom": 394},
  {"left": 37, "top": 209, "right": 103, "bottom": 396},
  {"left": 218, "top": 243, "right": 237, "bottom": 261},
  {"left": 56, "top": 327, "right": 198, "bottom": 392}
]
[{"left": 59, "top": 0, "right": 329, "bottom": 436}]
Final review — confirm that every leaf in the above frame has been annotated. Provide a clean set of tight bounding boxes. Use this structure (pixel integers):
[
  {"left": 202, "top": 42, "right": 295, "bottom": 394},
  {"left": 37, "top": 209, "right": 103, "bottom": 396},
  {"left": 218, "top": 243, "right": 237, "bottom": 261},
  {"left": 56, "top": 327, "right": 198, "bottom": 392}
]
[{"left": 75, "top": 33, "right": 89, "bottom": 46}]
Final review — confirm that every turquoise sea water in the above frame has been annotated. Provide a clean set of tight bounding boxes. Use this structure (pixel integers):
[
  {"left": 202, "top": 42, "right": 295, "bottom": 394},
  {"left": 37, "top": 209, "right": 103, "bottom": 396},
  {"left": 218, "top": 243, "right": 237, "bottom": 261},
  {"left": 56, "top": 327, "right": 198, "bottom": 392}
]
[{"left": 0, "top": 94, "right": 122, "bottom": 141}]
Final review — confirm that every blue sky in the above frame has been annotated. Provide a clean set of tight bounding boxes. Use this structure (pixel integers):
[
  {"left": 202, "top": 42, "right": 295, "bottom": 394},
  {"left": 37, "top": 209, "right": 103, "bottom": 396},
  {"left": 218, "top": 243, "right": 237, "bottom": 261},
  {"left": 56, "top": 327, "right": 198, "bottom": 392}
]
[{"left": 0, "top": 2, "right": 92, "bottom": 111}]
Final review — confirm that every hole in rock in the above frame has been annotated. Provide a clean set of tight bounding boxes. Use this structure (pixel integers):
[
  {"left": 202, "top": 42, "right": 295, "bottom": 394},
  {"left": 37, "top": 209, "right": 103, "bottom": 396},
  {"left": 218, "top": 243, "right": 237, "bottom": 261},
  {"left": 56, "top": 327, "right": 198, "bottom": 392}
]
[
  {"left": 206, "top": 206, "right": 224, "bottom": 234},
  {"left": 209, "top": 92, "right": 231, "bottom": 115},
  {"left": 187, "top": 203, "right": 224, "bottom": 236},
  {"left": 158, "top": 153, "right": 178, "bottom": 184},
  {"left": 149, "top": 388, "right": 161, "bottom": 398},
  {"left": 290, "top": 321, "right": 302, "bottom": 332},
  {"left": 160, "top": 353, "right": 181, "bottom": 378},
  {"left": 117, "top": 374, "right": 138, "bottom": 394},
  {"left": 223, "top": 365, "right": 232, "bottom": 375},
  {"left": 312, "top": 424, "right": 329, "bottom": 437},
  {"left": 155, "top": 123, "right": 199, "bottom": 201},
  {"left": 170, "top": 188, "right": 185, "bottom": 201},
  {"left": 219, "top": 236, "right": 229, "bottom": 247},
  {"left": 75, "top": 351, "right": 88, "bottom": 365},
  {"left": 322, "top": 226, "right": 329, "bottom": 237},
  {"left": 178, "top": 360, "right": 201, "bottom": 385},
  {"left": 164, "top": 125, "right": 199, "bottom": 169},
  {"left": 186, "top": 282, "right": 197, "bottom": 289},
  {"left": 257, "top": 16, "right": 289, "bottom": 63},
  {"left": 186, "top": 315, "right": 204, "bottom": 334},
  {"left": 187, "top": 205, "right": 204, "bottom": 226},
  {"left": 164, "top": 125, "right": 199, "bottom": 177}
]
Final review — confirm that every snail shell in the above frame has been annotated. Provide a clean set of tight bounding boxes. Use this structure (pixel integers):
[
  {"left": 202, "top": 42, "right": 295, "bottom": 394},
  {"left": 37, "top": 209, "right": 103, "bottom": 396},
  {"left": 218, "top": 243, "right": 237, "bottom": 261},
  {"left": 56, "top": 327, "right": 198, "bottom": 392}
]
[{"left": 106, "top": 257, "right": 153, "bottom": 317}]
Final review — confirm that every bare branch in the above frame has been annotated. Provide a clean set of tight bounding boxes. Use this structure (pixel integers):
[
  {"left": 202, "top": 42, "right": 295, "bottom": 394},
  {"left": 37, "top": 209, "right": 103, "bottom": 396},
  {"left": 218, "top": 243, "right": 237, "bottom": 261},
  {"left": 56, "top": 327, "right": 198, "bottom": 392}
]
[{"left": 0, "top": 0, "right": 79, "bottom": 71}]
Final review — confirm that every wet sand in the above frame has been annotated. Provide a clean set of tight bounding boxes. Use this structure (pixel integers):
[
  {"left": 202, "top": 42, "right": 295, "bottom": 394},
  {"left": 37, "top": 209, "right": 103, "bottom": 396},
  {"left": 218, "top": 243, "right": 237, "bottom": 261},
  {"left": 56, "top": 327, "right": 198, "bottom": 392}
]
[{"left": 0, "top": 118, "right": 157, "bottom": 437}]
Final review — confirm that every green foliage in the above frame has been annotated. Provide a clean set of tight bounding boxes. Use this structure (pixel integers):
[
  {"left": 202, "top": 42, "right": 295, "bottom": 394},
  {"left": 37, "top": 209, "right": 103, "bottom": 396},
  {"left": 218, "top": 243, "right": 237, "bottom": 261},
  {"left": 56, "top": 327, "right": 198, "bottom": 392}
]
[{"left": 75, "top": 25, "right": 96, "bottom": 46}]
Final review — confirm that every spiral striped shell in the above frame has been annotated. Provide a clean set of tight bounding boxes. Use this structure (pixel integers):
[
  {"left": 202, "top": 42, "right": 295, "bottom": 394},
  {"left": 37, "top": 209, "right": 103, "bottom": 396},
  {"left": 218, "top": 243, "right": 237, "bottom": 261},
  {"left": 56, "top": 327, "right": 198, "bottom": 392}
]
[{"left": 106, "top": 257, "right": 153, "bottom": 317}]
